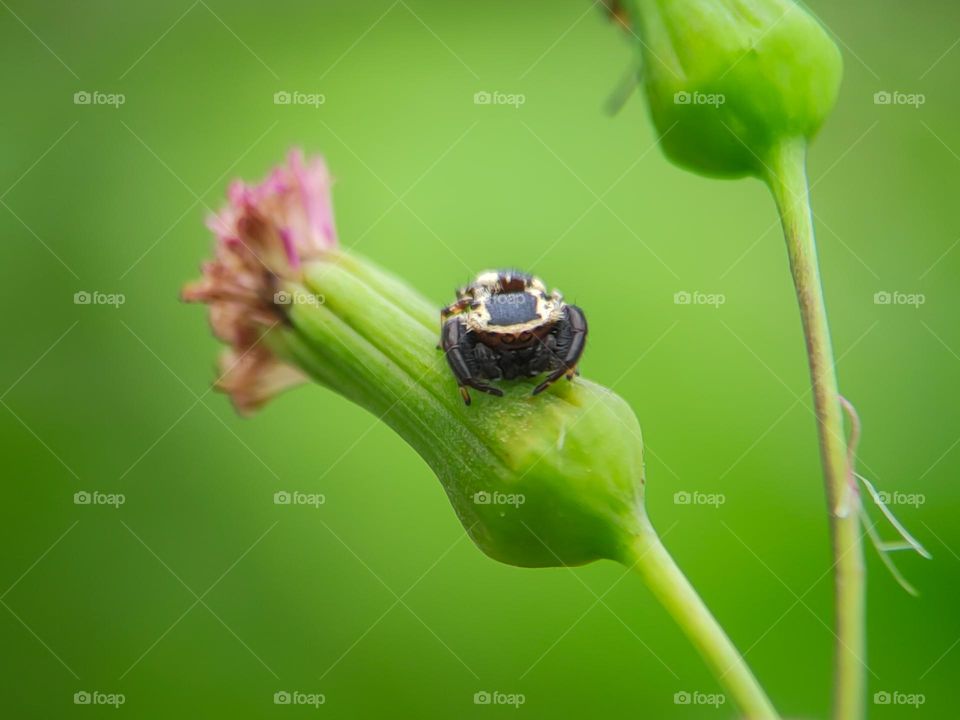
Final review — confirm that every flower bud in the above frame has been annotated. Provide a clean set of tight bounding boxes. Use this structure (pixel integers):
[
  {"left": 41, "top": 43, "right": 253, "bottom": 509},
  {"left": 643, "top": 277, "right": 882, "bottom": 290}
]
[
  {"left": 184, "top": 153, "right": 647, "bottom": 568},
  {"left": 299, "top": 259, "right": 647, "bottom": 567},
  {"left": 184, "top": 154, "right": 779, "bottom": 719},
  {"left": 621, "top": 0, "right": 842, "bottom": 177}
]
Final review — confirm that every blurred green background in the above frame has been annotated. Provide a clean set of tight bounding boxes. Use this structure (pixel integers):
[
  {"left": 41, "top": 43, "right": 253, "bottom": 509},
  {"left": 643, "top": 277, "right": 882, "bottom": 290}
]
[{"left": 2, "top": 1, "right": 958, "bottom": 717}]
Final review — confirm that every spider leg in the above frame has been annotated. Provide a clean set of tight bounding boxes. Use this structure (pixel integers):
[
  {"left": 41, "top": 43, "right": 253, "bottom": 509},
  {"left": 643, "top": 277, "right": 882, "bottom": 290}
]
[
  {"left": 533, "top": 304, "right": 587, "bottom": 396},
  {"left": 439, "top": 297, "right": 474, "bottom": 350},
  {"left": 441, "top": 297, "right": 472, "bottom": 322},
  {"left": 440, "top": 317, "right": 504, "bottom": 405}
]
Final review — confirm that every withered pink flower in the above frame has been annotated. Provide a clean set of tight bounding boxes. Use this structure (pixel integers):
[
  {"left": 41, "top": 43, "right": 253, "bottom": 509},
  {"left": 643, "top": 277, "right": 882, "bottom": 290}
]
[{"left": 182, "top": 150, "right": 338, "bottom": 414}]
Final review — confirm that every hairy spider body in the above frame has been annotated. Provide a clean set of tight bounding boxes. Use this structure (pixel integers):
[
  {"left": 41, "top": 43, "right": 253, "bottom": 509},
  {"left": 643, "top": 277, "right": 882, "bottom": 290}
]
[{"left": 440, "top": 270, "right": 587, "bottom": 404}]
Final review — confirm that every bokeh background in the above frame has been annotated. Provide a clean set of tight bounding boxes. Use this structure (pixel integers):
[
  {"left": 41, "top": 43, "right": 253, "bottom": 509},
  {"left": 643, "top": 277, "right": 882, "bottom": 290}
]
[{"left": 2, "top": 1, "right": 958, "bottom": 717}]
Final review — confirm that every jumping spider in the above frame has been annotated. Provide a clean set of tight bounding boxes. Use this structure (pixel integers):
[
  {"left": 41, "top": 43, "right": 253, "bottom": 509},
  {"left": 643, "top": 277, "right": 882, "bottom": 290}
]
[{"left": 439, "top": 270, "right": 587, "bottom": 405}]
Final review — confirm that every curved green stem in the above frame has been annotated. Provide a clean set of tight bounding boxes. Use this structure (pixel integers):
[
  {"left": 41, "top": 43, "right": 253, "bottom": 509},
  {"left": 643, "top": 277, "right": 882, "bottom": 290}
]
[
  {"left": 627, "top": 526, "right": 779, "bottom": 719},
  {"left": 765, "top": 138, "right": 866, "bottom": 720}
]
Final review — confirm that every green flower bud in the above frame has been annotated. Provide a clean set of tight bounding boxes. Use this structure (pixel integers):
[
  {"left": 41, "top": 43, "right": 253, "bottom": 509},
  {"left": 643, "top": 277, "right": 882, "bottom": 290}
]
[
  {"left": 623, "top": 0, "right": 842, "bottom": 177},
  {"left": 283, "top": 256, "right": 647, "bottom": 567},
  {"left": 184, "top": 153, "right": 777, "bottom": 717},
  {"left": 182, "top": 151, "right": 646, "bottom": 567}
]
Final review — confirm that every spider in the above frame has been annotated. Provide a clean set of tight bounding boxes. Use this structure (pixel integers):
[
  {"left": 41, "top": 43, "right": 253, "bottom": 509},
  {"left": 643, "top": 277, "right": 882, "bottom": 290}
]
[{"left": 439, "top": 270, "right": 587, "bottom": 405}]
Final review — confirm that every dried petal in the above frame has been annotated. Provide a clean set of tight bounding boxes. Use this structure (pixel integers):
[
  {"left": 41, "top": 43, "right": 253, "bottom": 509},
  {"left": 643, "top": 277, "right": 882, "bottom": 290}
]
[{"left": 183, "top": 150, "right": 338, "bottom": 411}]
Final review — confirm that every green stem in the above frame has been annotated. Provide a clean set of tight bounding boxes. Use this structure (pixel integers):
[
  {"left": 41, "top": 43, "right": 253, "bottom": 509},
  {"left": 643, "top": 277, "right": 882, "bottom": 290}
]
[
  {"left": 765, "top": 139, "right": 866, "bottom": 720},
  {"left": 627, "top": 527, "right": 779, "bottom": 719}
]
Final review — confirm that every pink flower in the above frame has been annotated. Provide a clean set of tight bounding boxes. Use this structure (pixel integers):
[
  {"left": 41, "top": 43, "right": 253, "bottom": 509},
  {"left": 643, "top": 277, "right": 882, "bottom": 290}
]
[{"left": 182, "top": 150, "right": 338, "bottom": 414}]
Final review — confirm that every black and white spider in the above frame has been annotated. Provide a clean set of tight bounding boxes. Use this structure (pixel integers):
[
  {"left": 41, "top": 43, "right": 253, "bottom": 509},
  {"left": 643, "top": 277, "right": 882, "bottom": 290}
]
[{"left": 439, "top": 270, "right": 587, "bottom": 405}]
